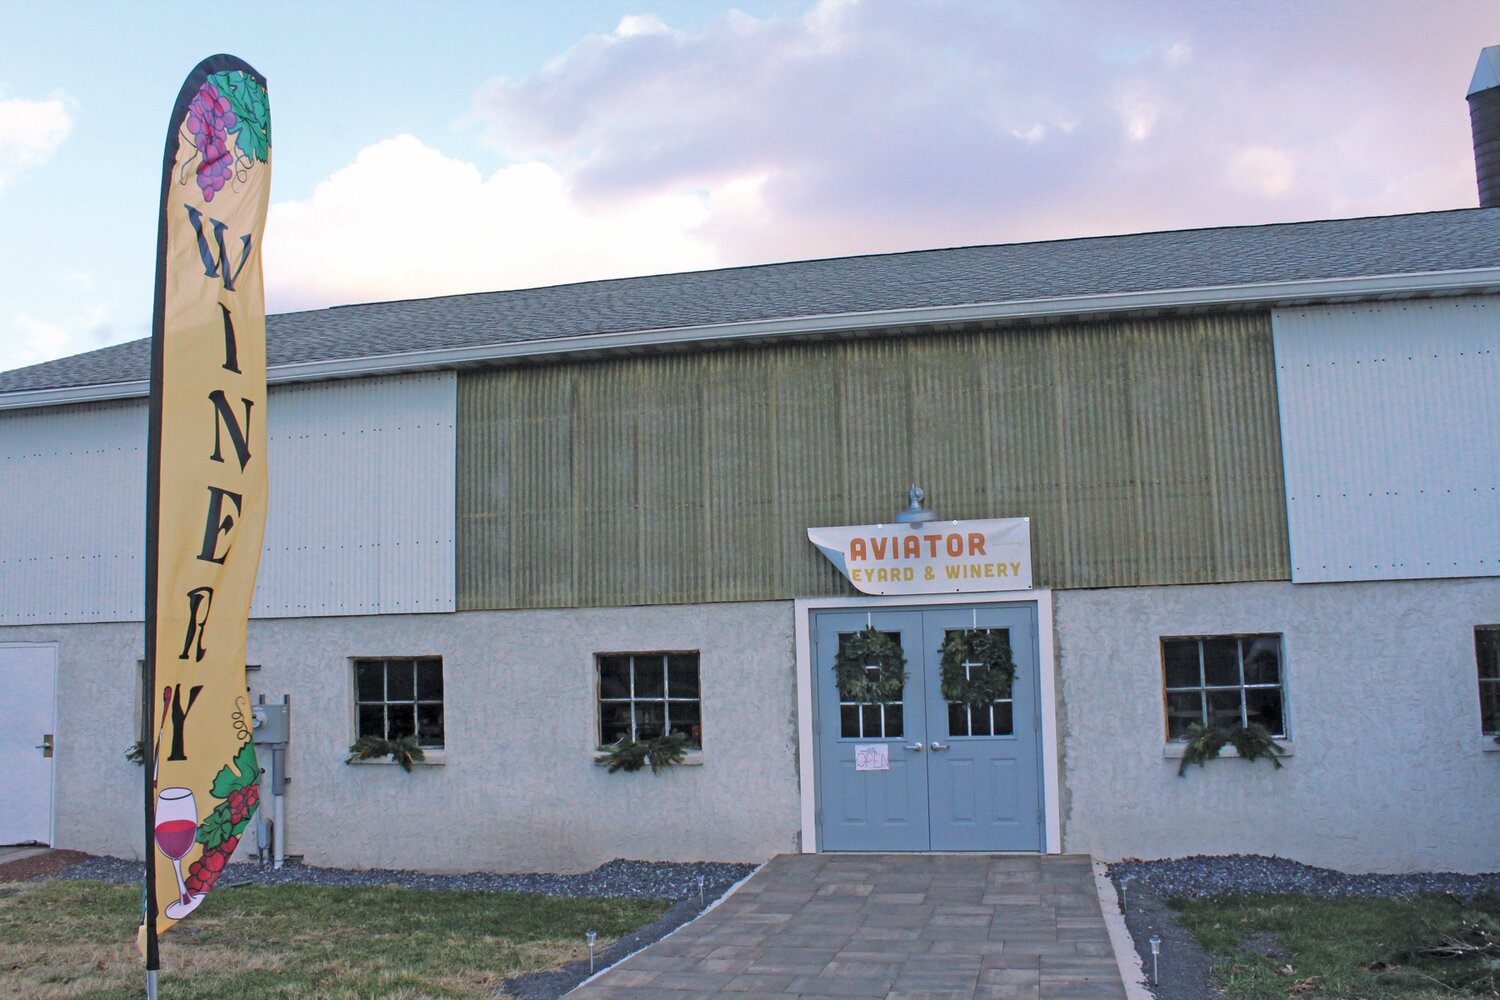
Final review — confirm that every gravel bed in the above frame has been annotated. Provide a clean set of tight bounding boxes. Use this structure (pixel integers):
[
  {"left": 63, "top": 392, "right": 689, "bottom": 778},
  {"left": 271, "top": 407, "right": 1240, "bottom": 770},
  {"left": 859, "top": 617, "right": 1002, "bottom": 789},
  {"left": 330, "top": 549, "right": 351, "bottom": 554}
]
[
  {"left": 47, "top": 855, "right": 757, "bottom": 900},
  {"left": 1108, "top": 855, "right": 1500, "bottom": 1000},
  {"left": 1108, "top": 853, "right": 1500, "bottom": 899}
]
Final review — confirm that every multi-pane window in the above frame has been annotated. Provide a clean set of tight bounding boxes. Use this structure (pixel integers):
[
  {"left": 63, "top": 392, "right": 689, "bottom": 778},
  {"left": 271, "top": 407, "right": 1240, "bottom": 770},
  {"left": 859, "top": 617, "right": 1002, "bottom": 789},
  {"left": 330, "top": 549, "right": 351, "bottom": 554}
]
[
  {"left": 837, "top": 631, "right": 904, "bottom": 739},
  {"left": 598, "top": 652, "right": 701, "bottom": 746},
  {"left": 1162, "top": 635, "right": 1285, "bottom": 741},
  {"left": 1478, "top": 627, "right": 1500, "bottom": 735},
  {"left": 946, "top": 628, "right": 1014, "bottom": 738},
  {"left": 355, "top": 657, "right": 444, "bottom": 747}
]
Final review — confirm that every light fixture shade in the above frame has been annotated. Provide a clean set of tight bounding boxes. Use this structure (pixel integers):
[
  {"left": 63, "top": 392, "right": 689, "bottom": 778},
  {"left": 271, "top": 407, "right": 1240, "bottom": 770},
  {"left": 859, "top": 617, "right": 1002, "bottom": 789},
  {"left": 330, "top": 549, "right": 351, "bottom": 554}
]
[{"left": 894, "top": 483, "right": 939, "bottom": 524}]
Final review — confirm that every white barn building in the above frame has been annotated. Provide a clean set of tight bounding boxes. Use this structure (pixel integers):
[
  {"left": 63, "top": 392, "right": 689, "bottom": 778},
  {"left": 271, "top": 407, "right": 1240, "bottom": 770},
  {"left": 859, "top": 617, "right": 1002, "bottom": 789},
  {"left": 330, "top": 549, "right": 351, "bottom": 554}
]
[{"left": 2, "top": 51, "right": 1499, "bottom": 875}]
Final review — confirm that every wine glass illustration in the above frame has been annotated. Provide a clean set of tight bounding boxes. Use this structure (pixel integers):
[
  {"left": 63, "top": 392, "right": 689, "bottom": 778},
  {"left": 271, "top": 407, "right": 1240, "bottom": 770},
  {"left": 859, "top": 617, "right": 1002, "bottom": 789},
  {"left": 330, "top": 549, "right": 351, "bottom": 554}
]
[{"left": 155, "top": 787, "right": 204, "bottom": 919}]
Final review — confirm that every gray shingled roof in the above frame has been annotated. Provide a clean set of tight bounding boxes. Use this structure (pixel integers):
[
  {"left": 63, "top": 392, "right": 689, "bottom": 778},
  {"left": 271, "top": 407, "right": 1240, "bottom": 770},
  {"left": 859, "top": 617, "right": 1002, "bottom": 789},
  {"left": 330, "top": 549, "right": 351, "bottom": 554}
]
[{"left": 4, "top": 208, "right": 1498, "bottom": 394}]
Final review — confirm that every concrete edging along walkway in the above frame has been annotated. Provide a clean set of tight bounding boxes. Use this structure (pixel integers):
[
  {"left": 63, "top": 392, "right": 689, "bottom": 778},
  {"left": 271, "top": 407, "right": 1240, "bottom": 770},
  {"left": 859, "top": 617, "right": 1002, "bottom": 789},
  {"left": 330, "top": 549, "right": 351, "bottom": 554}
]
[
  {"left": 1091, "top": 861, "right": 1152, "bottom": 1000},
  {"left": 568, "top": 853, "right": 1129, "bottom": 999}
]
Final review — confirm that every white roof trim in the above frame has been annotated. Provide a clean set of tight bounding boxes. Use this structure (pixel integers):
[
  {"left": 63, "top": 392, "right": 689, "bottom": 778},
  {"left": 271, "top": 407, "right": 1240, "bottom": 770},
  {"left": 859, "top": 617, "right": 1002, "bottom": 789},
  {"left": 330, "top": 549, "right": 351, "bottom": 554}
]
[{"left": 5, "top": 265, "right": 1500, "bottom": 411}]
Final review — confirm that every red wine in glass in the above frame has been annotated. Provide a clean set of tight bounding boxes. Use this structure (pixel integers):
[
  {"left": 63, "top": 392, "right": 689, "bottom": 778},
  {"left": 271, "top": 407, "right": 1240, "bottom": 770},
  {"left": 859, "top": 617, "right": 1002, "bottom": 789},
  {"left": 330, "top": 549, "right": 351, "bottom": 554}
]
[
  {"left": 155, "top": 787, "right": 198, "bottom": 906},
  {"left": 155, "top": 820, "right": 197, "bottom": 860}
]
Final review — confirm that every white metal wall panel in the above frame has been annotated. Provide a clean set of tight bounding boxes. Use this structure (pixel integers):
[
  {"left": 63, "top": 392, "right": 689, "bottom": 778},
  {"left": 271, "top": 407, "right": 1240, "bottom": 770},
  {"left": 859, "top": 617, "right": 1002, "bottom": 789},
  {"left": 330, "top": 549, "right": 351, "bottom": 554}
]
[
  {"left": 0, "top": 372, "right": 455, "bottom": 624},
  {"left": 1274, "top": 297, "right": 1500, "bottom": 583},
  {"left": 253, "top": 372, "right": 456, "bottom": 617},
  {"left": 0, "top": 399, "right": 146, "bottom": 624}
]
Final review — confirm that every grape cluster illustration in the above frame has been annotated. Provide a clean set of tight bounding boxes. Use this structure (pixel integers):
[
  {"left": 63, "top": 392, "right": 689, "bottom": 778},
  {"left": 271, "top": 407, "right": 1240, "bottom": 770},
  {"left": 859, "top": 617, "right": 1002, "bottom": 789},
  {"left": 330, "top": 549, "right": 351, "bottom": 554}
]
[
  {"left": 184, "top": 836, "right": 235, "bottom": 894},
  {"left": 226, "top": 782, "right": 259, "bottom": 827},
  {"left": 175, "top": 742, "right": 261, "bottom": 898},
  {"left": 186, "top": 82, "right": 239, "bottom": 201}
]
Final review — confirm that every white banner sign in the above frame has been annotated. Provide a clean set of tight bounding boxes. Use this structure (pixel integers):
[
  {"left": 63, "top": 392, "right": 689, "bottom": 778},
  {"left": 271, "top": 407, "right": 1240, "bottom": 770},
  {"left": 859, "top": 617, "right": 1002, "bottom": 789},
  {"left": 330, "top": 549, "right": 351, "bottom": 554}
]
[{"left": 807, "top": 518, "right": 1032, "bottom": 596}]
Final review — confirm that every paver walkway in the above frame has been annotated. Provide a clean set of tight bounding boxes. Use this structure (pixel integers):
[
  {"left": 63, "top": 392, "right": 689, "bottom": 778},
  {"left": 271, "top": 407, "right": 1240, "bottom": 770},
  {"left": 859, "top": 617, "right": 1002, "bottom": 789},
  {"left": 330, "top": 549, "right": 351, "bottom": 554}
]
[{"left": 569, "top": 853, "right": 1127, "bottom": 999}]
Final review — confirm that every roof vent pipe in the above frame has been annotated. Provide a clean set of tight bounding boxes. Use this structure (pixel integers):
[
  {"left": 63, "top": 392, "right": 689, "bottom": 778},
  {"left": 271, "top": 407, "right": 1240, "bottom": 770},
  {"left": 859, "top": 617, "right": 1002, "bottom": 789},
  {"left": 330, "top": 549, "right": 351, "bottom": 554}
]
[{"left": 1468, "top": 45, "right": 1500, "bottom": 208}]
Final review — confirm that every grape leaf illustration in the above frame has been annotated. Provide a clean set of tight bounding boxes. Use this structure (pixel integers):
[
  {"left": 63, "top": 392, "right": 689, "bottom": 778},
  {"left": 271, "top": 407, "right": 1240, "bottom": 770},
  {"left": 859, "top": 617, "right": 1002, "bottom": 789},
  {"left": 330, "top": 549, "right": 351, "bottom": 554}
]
[
  {"left": 196, "top": 744, "right": 262, "bottom": 850},
  {"left": 210, "top": 741, "right": 261, "bottom": 799},
  {"left": 210, "top": 71, "right": 270, "bottom": 164},
  {"left": 197, "top": 804, "right": 234, "bottom": 848}
]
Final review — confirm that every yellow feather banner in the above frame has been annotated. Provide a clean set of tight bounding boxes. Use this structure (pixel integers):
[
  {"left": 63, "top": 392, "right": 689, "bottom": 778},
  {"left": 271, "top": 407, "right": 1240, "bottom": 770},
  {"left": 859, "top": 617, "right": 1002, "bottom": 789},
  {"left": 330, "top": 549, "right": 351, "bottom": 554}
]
[{"left": 138, "top": 55, "right": 271, "bottom": 961}]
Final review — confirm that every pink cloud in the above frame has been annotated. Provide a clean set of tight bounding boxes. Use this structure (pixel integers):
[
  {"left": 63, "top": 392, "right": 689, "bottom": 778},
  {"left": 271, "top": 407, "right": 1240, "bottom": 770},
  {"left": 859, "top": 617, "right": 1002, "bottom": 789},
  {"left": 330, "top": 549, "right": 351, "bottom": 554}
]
[{"left": 471, "top": 0, "right": 1496, "bottom": 266}]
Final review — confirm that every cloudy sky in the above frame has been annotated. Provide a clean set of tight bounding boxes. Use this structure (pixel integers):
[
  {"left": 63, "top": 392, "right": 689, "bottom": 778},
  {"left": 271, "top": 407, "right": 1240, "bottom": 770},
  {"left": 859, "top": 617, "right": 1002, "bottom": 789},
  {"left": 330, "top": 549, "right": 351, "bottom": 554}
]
[{"left": 1, "top": 0, "right": 1496, "bottom": 373}]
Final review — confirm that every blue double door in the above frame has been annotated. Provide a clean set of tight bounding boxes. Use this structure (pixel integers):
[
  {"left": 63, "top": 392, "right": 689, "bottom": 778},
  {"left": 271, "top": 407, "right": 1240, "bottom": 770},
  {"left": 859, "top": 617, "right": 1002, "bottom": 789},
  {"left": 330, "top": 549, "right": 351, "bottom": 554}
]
[{"left": 814, "top": 604, "right": 1044, "bottom": 852}]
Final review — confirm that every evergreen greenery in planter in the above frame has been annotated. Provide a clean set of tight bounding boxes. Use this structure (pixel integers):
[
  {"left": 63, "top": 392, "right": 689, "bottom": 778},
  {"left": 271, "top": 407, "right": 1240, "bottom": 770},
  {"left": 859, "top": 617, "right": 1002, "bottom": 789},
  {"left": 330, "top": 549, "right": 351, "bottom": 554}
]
[
  {"left": 347, "top": 735, "right": 427, "bottom": 772},
  {"left": 1177, "top": 723, "right": 1287, "bottom": 777},
  {"left": 601, "top": 733, "right": 690, "bottom": 774}
]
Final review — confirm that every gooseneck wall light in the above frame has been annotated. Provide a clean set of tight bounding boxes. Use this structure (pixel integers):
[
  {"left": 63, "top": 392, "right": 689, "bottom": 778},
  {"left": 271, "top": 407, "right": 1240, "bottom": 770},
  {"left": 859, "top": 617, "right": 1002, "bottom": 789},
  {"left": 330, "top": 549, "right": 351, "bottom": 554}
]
[{"left": 893, "top": 483, "right": 939, "bottom": 527}]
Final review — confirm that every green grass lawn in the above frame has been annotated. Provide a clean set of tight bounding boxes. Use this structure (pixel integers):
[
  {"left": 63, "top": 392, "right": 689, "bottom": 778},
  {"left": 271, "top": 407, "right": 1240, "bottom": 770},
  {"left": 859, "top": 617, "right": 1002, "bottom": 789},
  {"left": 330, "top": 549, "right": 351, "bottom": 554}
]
[
  {"left": 0, "top": 880, "right": 670, "bottom": 999},
  {"left": 1170, "top": 892, "right": 1500, "bottom": 1000}
]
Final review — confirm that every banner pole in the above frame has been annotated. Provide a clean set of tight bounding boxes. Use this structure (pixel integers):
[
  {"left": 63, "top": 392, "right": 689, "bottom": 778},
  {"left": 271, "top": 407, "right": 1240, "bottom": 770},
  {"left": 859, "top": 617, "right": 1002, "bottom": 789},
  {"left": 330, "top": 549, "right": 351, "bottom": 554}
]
[
  {"left": 140, "top": 48, "right": 172, "bottom": 997},
  {"left": 142, "top": 580, "right": 160, "bottom": 988},
  {"left": 142, "top": 212, "right": 163, "bottom": 999},
  {"left": 142, "top": 653, "right": 160, "bottom": 994}
]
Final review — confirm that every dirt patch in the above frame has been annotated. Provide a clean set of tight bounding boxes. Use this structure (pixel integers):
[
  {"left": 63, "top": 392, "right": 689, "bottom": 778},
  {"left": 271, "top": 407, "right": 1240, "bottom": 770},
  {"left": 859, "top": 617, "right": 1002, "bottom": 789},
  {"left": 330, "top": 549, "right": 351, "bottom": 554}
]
[
  {"left": 1118, "top": 886, "right": 1224, "bottom": 1000},
  {"left": 0, "top": 850, "right": 91, "bottom": 882}
]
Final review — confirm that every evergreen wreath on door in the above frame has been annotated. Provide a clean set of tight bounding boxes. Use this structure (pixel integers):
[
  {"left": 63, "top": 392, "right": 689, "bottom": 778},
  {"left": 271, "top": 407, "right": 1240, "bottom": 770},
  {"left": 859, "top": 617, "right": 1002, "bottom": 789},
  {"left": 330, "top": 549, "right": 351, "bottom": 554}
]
[
  {"left": 939, "top": 629, "right": 1017, "bottom": 709},
  {"left": 833, "top": 627, "right": 908, "bottom": 703}
]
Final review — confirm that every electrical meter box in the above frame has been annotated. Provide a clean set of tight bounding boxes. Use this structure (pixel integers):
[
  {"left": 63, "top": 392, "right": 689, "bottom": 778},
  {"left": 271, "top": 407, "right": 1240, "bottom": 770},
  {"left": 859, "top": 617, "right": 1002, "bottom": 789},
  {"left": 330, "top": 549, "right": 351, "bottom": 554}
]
[{"left": 250, "top": 703, "right": 289, "bottom": 744}]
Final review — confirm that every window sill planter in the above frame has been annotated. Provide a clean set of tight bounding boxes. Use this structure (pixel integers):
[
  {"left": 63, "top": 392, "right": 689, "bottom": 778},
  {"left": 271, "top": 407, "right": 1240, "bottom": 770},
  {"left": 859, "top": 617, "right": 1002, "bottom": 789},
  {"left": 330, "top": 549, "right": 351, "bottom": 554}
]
[
  {"left": 1165, "top": 723, "right": 1291, "bottom": 776},
  {"left": 1163, "top": 741, "right": 1295, "bottom": 760},
  {"left": 591, "top": 747, "right": 704, "bottom": 770},
  {"left": 346, "top": 736, "right": 441, "bottom": 771},
  {"left": 347, "top": 751, "right": 446, "bottom": 767}
]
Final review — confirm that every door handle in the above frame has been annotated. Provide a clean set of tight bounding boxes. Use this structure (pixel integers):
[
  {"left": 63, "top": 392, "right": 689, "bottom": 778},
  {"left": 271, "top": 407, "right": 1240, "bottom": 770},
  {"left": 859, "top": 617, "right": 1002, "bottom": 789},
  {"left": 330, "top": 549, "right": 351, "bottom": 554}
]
[
  {"left": 35, "top": 734, "right": 53, "bottom": 758},
  {"left": 929, "top": 742, "right": 951, "bottom": 752},
  {"left": 903, "top": 742, "right": 925, "bottom": 752}
]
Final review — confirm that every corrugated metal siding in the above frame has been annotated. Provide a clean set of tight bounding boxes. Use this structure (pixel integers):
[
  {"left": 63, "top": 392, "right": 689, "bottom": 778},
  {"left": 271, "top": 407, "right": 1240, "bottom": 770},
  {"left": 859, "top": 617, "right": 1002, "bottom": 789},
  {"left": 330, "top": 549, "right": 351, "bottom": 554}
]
[
  {"left": 1274, "top": 297, "right": 1500, "bottom": 583},
  {"left": 0, "top": 398, "right": 146, "bottom": 624},
  {"left": 254, "top": 372, "right": 456, "bottom": 617},
  {"left": 458, "top": 314, "right": 1289, "bottom": 609},
  {"left": 0, "top": 373, "right": 456, "bottom": 625}
]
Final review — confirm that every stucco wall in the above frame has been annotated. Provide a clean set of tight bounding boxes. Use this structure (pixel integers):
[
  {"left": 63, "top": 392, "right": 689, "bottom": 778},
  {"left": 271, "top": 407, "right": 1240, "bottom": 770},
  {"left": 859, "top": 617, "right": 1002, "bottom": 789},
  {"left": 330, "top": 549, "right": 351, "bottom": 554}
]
[
  {"left": 1056, "top": 579, "right": 1500, "bottom": 873},
  {"left": 16, "top": 579, "right": 1500, "bottom": 874},
  {"left": 3, "top": 601, "right": 800, "bottom": 872}
]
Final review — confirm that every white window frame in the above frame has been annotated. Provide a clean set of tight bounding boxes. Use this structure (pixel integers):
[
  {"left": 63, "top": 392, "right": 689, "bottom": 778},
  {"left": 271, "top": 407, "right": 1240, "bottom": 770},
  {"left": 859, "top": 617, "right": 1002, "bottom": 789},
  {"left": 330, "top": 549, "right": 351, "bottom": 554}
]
[
  {"left": 833, "top": 629, "right": 905, "bottom": 740},
  {"left": 1478, "top": 626, "right": 1500, "bottom": 736},
  {"left": 352, "top": 656, "right": 445, "bottom": 749},
  {"left": 1161, "top": 633, "right": 1287, "bottom": 741},
  {"left": 595, "top": 650, "right": 702, "bottom": 747},
  {"left": 943, "top": 626, "right": 1016, "bottom": 739}
]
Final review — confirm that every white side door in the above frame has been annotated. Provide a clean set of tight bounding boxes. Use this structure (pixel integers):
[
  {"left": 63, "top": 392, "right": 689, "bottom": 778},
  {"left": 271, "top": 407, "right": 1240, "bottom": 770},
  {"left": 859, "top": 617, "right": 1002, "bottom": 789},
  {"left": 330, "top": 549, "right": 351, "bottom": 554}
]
[{"left": 0, "top": 643, "right": 57, "bottom": 844}]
